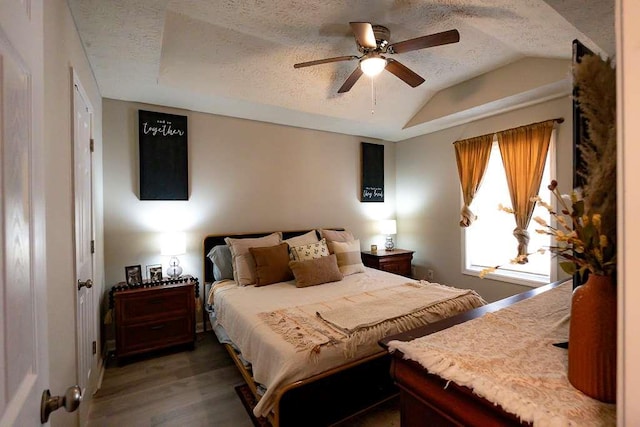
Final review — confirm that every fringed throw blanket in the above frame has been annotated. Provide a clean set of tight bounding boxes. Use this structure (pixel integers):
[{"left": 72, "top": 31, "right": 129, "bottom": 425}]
[
  {"left": 259, "top": 281, "right": 486, "bottom": 359},
  {"left": 388, "top": 282, "right": 616, "bottom": 426}
]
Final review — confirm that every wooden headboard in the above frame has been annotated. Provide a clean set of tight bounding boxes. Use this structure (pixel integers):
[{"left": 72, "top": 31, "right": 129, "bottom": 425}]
[{"left": 202, "top": 229, "right": 342, "bottom": 283}]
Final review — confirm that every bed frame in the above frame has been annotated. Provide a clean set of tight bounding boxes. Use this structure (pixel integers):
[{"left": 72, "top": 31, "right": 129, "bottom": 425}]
[{"left": 202, "top": 229, "right": 397, "bottom": 427}]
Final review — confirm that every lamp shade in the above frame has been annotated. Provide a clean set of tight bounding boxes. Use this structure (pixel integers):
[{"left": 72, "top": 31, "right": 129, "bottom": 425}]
[
  {"left": 379, "top": 219, "right": 397, "bottom": 235},
  {"left": 360, "top": 56, "right": 387, "bottom": 76},
  {"left": 161, "top": 232, "right": 186, "bottom": 256}
]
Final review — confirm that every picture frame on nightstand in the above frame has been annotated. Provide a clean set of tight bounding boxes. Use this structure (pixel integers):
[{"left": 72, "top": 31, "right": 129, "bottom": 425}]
[
  {"left": 146, "top": 264, "right": 163, "bottom": 281},
  {"left": 125, "top": 264, "right": 142, "bottom": 286}
]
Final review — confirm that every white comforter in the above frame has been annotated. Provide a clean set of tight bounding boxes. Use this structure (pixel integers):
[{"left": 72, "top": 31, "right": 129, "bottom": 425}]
[{"left": 211, "top": 268, "right": 462, "bottom": 417}]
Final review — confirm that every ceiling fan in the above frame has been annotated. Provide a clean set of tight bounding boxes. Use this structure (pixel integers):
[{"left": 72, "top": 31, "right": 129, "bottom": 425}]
[{"left": 294, "top": 22, "right": 460, "bottom": 93}]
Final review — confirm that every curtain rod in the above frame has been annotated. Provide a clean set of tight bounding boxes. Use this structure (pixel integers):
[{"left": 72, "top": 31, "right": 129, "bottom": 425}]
[{"left": 453, "top": 117, "right": 564, "bottom": 144}]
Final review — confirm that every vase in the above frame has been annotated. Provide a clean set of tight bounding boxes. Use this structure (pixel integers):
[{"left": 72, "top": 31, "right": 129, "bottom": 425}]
[{"left": 567, "top": 273, "right": 617, "bottom": 403}]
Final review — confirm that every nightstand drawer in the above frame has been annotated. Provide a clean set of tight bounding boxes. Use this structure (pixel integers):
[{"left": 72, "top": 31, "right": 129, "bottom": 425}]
[
  {"left": 117, "top": 287, "right": 190, "bottom": 323},
  {"left": 118, "top": 317, "right": 192, "bottom": 353},
  {"left": 379, "top": 258, "right": 411, "bottom": 275}
]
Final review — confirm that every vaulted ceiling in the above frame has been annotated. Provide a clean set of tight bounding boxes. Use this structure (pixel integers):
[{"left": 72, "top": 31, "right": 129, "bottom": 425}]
[{"left": 67, "top": 0, "right": 614, "bottom": 141}]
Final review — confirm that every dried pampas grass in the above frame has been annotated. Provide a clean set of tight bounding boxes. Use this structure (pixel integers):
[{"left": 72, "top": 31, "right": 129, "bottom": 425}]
[{"left": 573, "top": 54, "right": 617, "bottom": 248}]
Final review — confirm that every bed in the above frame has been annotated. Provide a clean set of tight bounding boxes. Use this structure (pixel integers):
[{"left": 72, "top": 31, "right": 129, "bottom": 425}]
[{"left": 202, "top": 229, "right": 486, "bottom": 426}]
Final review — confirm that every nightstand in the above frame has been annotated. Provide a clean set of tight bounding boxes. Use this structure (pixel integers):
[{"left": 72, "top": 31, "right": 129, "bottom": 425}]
[
  {"left": 114, "top": 276, "right": 196, "bottom": 362},
  {"left": 361, "top": 249, "right": 414, "bottom": 277}
]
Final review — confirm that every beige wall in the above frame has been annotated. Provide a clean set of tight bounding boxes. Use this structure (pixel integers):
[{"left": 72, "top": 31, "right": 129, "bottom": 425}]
[
  {"left": 43, "top": 1, "right": 104, "bottom": 426},
  {"left": 102, "top": 99, "right": 396, "bottom": 312},
  {"left": 395, "top": 96, "right": 573, "bottom": 302}
]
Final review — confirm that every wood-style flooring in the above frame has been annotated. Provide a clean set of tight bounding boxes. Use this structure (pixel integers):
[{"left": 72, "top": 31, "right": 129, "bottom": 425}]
[
  {"left": 88, "top": 332, "right": 252, "bottom": 427},
  {"left": 88, "top": 331, "right": 399, "bottom": 427}
]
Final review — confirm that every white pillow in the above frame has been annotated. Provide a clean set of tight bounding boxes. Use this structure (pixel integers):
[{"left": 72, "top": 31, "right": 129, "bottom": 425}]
[
  {"left": 225, "top": 232, "right": 282, "bottom": 286},
  {"left": 290, "top": 238, "right": 330, "bottom": 261},
  {"left": 284, "top": 230, "right": 319, "bottom": 248},
  {"left": 331, "top": 239, "right": 366, "bottom": 276}
]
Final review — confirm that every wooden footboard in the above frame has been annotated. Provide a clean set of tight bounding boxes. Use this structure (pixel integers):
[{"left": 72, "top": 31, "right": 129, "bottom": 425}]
[{"left": 221, "top": 338, "right": 396, "bottom": 427}]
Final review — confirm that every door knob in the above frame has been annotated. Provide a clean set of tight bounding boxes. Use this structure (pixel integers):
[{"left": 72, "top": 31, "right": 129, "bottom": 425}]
[
  {"left": 40, "top": 385, "right": 82, "bottom": 423},
  {"left": 77, "top": 278, "right": 93, "bottom": 290}
]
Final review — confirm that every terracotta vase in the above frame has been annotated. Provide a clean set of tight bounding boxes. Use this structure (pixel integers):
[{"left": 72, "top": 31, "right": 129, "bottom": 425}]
[{"left": 568, "top": 273, "right": 617, "bottom": 403}]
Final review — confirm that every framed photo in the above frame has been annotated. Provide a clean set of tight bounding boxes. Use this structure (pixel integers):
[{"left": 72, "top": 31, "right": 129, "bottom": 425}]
[
  {"left": 146, "top": 264, "right": 163, "bottom": 282},
  {"left": 125, "top": 265, "right": 142, "bottom": 286}
]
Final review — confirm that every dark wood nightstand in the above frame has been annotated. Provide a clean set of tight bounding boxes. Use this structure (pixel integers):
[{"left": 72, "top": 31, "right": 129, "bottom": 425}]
[
  {"left": 114, "top": 276, "right": 196, "bottom": 362},
  {"left": 361, "top": 249, "right": 414, "bottom": 277}
]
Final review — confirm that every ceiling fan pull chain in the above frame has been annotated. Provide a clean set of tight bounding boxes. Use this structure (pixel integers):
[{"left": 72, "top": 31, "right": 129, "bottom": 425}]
[{"left": 370, "top": 77, "right": 376, "bottom": 115}]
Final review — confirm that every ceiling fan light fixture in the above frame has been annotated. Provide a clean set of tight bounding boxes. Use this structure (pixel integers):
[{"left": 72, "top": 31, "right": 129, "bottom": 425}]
[{"left": 360, "top": 56, "right": 387, "bottom": 77}]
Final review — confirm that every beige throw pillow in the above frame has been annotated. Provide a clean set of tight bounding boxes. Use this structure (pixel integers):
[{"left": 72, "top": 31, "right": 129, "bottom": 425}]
[
  {"left": 289, "top": 254, "right": 343, "bottom": 288},
  {"left": 331, "top": 239, "right": 366, "bottom": 276},
  {"left": 225, "top": 232, "right": 282, "bottom": 286},
  {"left": 284, "top": 230, "right": 319, "bottom": 248},
  {"left": 320, "top": 229, "right": 355, "bottom": 253}
]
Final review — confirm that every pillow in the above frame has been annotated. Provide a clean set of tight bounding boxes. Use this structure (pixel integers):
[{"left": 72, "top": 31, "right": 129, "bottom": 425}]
[
  {"left": 225, "top": 232, "right": 282, "bottom": 286},
  {"left": 290, "top": 238, "right": 330, "bottom": 261},
  {"left": 319, "top": 229, "right": 355, "bottom": 242},
  {"left": 249, "top": 243, "right": 293, "bottom": 286},
  {"left": 284, "top": 230, "right": 319, "bottom": 248},
  {"left": 320, "top": 229, "right": 355, "bottom": 253},
  {"left": 289, "top": 254, "right": 343, "bottom": 288},
  {"left": 206, "top": 245, "right": 234, "bottom": 281},
  {"left": 331, "top": 239, "right": 366, "bottom": 276}
]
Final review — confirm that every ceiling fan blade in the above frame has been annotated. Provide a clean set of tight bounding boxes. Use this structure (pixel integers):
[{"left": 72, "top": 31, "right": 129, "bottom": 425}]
[
  {"left": 349, "top": 22, "right": 377, "bottom": 49},
  {"left": 338, "top": 67, "right": 364, "bottom": 93},
  {"left": 388, "top": 29, "right": 460, "bottom": 54},
  {"left": 294, "top": 55, "right": 358, "bottom": 68},
  {"left": 385, "top": 59, "right": 425, "bottom": 87}
]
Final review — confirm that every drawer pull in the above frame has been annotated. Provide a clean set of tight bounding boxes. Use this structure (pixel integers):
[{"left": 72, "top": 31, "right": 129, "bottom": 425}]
[
  {"left": 149, "top": 324, "right": 165, "bottom": 330},
  {"left": 148, "top": 299, "right": 164, "bottom": 305}
]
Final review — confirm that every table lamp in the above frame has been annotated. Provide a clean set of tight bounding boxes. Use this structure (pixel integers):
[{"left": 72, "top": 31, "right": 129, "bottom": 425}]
[
  {"left": 161, "top": 232, "right": 186, "bottom": 278},
  {"left": 379, "top": 219, "right": 397, "bottom": 251}
]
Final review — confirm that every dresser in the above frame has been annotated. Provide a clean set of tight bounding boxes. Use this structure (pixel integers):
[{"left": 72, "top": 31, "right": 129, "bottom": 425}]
[
  {"left": 378, "top": 280, "right": 615, "bottom": 427},
  {"left": 361, "top": 249, "right": 414, "bottom": 277},
  {"left": 115, "top": 279, "right": 196, "bottom": 362}
]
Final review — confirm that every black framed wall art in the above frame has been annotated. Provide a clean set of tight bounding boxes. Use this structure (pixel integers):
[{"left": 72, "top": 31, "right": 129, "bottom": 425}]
[
  {"left": 361, "top": 142, "right": 384, "bottom": 202},
  {"left": 138, "top": 110, "right": 188, "bottom": 200}
]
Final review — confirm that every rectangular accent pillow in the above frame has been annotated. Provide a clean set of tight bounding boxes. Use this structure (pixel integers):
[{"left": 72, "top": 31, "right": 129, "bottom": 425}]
[
  {"left": 289, "top": 254, "right": 343, "bottom": 288},
  {"left": 206, "top": 244, "right": 234, "bottom": 281},
  {"left": 225, "top": 232, "right": 282, "bottom": 286},
  {"left": 320, "top": 229, "right": 355, "bottom": 253},
  {"left": 331, "top": 239, "right": 366, "bottom": 276},
  {"left": 290, "top": 238, "right": 330, "bottom": 261},
  {"left": 249, "top": 243, "right": 293, "bottom": 286}
]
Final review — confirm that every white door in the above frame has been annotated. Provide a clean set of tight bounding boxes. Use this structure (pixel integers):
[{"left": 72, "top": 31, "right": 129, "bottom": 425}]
[
  {"left": 0, "top": 0, "right": 49, "bottom": 426},
  {"left": 73, "top": 75, "right": 96, "bottom": 424}
]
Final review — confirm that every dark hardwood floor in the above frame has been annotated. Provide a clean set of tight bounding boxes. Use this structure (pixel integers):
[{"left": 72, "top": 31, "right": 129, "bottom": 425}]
[{"left": 88, "top": 331, "right": 399, "bottom": 427}]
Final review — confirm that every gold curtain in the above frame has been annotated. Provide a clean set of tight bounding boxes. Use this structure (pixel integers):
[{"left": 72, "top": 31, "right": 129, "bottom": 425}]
[
  {"left": 497, "top": 120, "right": 554, "bottom": 263},
  {"left": 454, "top": 134, "right": 494, "bottom": 227}
]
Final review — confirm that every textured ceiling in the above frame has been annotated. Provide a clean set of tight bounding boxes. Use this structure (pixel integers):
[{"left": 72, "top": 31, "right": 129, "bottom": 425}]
[{"left": 67, "top": 0, "right": 614, "bottom": 141}]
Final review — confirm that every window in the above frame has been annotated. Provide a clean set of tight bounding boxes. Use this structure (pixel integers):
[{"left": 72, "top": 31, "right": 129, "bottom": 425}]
[{"left": 463, "top": 134, "right": 555, "bottom": 286}]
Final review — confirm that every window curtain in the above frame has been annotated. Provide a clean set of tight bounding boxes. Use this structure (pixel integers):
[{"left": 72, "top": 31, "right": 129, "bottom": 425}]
[
  {"left": 454, "top": 134, "right": 494, "bottom": 227},
  {"left": 497, "top": 120, "right": 554, "bottom": 263}
]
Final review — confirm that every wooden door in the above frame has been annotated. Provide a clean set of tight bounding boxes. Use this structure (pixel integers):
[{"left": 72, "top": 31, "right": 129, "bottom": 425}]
[
  {"left": 0, "top": 0, "right": 49, "bottom": 425},
  {"left": 73, "top": 74, "right": 96, "bottom": 424}
]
